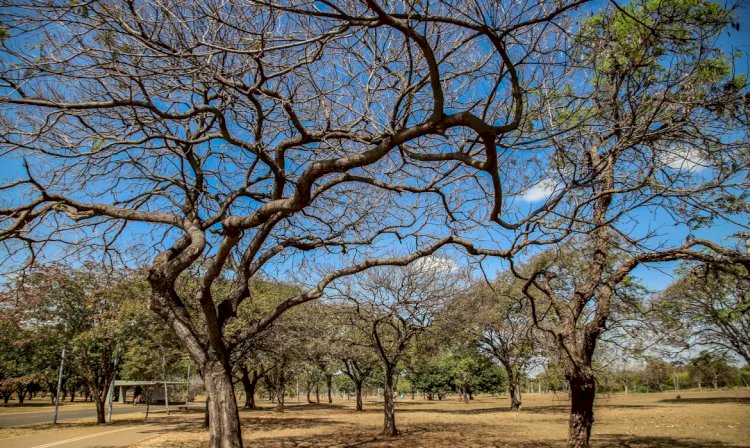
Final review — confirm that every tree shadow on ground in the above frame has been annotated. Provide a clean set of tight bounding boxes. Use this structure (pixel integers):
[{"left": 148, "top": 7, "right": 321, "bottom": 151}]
[
  {"left": 595, "top": 434, "right": 746, "bottom": 448},
  {"left": 386, "top": 403, "right": 653, "bottom": 416},
  {"left": 658, "top": 397, "right": 750, "bottom": 405},
  {"left": 290, "top": 402, "right": 349, "bottom": 411},
  {"left": 240, "top": 416, "right": 343, "bottom": 432},
  {"left": 0, "top": 401, "right": 61, "bottom": 408},
  {"left": 244, "top": 422, "right": 562, "bottom": 448}
]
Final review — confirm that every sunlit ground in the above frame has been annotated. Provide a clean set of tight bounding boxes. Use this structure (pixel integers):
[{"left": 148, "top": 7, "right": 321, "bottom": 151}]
[{"left": 132, "top": 390, "right": 750, "bottom": 447}]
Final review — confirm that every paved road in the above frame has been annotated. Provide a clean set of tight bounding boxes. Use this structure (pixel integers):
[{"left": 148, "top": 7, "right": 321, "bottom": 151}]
[
  {"left": 1, "top": 423, "right": 171, "bottom": 448},
  {"left": 0, "top": 405, "right": 167, "bottom": 427}
]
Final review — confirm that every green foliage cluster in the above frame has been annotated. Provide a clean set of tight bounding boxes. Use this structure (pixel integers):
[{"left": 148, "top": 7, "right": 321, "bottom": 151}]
[
  {"left": 0, "top": 264, "right": 187, "bottom": 408},
  {"left": 406, "top": 350, "right": 506, "bottom": 400}
]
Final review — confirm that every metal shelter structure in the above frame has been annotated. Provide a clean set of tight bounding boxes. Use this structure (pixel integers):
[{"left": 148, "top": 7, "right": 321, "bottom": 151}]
[{"left": 106, "top": 379, "right": 190, "bottom": 422}]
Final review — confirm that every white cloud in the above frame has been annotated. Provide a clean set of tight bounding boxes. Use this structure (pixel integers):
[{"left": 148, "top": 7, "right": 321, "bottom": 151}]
[
  {"left": 521, "top": 178, "right": 558, "bottom": 202},
  {"left": 413, "top": 256, "right": 459, "bottom": 273},
  {"left": 661, "top": 146, "right": 708, "bottom": 173}
]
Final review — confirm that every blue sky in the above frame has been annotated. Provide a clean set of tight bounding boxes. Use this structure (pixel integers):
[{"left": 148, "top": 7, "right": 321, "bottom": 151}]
[{"left": 1, "top": 0, "right": 748, "bottom": 293}]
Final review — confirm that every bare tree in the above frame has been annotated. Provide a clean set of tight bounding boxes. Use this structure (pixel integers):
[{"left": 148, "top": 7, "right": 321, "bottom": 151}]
[
  {"left": 333, "top": 258, "right": 461, "bottom": 436},
  {"left": 341, "top": 354, "right": 377, "bottom": 412},
  {"left": 471, "top": 275, "right": 537, "bottom": 411},
  {"left": 5, "top": 2, "right": 745, "bottom": 447},
  {"left": 0, "top": 2, "right": 589, "bottom": 446},
  {"left": 653, "top": 262, "right": 750, "bottom": 365},
  {"left": 415, "top": 1, "right": 748, "bottom": 447}
]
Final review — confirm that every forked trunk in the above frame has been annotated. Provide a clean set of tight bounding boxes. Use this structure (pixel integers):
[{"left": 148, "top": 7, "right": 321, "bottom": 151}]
[
  {"left": 240, "top": 368, "right": 258, "bottom": 410},
  {"left": 567, "top": 375, "right": 596, "bottom": 448},
  {"left": 355, "top": 382, "right": 363, "bottom": 412},
  {"left": 382, "top": 369, "right": 398, "bottom": 436},
  {"left": 204, "top": 362, "right": 243, "bottom": 448}
]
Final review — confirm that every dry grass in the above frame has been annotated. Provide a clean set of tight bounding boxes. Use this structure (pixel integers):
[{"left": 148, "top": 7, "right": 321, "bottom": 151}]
[{"left": 135, "top": 389, "right": 750, "bottom": 448}]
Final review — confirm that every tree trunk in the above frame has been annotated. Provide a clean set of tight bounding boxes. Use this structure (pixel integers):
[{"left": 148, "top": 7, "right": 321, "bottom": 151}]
[
  {"left": 326, "top": 375, "right": 333, "bottom": 404},
  {"left": 315, "top": 384, "right": 320, "bottom": 403},
  {"left": 275, "top": 373, "right": 285, "bottom": 413},
  {"left": 567, "top": 375, "right": 596, "bottom": 448},
  {"left": 355, "top": 381, "right": 363, "bottom": 412},
  {"left": 240, "top": 367, "right": 257, "bottom": 410},
  {"left": 94, "top": 393, "right": 106, "bottom": 424},
  {"left": 203, "top": 397, "right": 209, "bottom": 427},
  {"left": 508, "top": 375, "right": 522, "bottom": 411},
  {"left": 383, "top": 369, "right": 398, "bottom": 436},
  {"left": 203, "top": 362, "right": 243, "bottom": 448}
]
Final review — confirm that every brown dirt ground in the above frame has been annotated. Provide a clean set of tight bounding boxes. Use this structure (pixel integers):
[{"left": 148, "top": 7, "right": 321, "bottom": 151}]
[{"left": 133, "top": 389, "right": 750, "bottom": 448}]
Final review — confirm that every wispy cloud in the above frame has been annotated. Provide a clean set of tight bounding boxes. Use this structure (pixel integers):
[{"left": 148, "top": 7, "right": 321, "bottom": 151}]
[
  {"left": 413, "top": 256, "right": 459, "bottom": 273},
  {"left": 521, "top": 178, "right": 558, "bottom": 202},
  {"left": 661, "top": 146, "right": 707, "bottom": 173}
]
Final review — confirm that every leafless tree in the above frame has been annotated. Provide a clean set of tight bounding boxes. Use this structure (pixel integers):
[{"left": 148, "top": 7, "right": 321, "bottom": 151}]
[
  {"left": 0, "top": 0, "right": 600, "bottom": 447},
  {"left": 652, "top": 262, "right": 750, "bottom": 365},
  {"left": 6, "top": 1, "right": 746, "bottom": 447},
  {"left": 0, "top": 2, "right": 590, "bottom": 446},
  {"left": 332, "top": 258, "right": 462, "bottom": 436},
  {"left": 471, "top": 275, "right": 538, "bottom": 411},
  {"left": 403, "top": 1, "right": 750, "bottom": 446}
]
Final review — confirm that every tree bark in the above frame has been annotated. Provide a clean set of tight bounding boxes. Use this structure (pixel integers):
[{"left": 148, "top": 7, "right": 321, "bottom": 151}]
[
  {"left": 567, "top": 375, "right": 596, "bottom": 448},
  {"left": 382, "top": 368, "right": 398, "bottom": 436},
  {"left": 204, "top": 362, "right": 243, "bottom": 448},
  {"left": 203, "top": 397, "right": 209, "bottom": 428},
  {"left": 326, "top": 375, "right": 333, "bottom": 404},
  {"left": 94, "top": 393, "right": 106, "bottom": 424},
  {"left": 274, "top": 372, "right": 285, "bottom": 413},
  {"left": 240, "top": 367, "right": 258, "bottom": 410},
  {"left": 355, "top": 381, "right": 364, "bottom": 412},
  {"left": 510, "top": 379, "right": 522, "bottom": 411}
]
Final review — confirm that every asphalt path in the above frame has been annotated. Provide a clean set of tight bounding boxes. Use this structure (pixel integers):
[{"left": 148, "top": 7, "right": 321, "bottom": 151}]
[
  {"left": 0, "top": 405, "right": 167, "bottom": 427},
  {"left": 1, "top": 423, "right": 173, "bottom": 448}
]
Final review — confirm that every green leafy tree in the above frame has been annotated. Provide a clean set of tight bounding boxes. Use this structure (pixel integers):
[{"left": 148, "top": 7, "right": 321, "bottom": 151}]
[
  {"left": 5, "top": 265, "right": 165, "bottom": 422},
  {"left": 687, "top": 351, "right": 735, "bottom": 390},
  {"left": 642, "top": 358, "right": 674, "bottom": 392}
]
